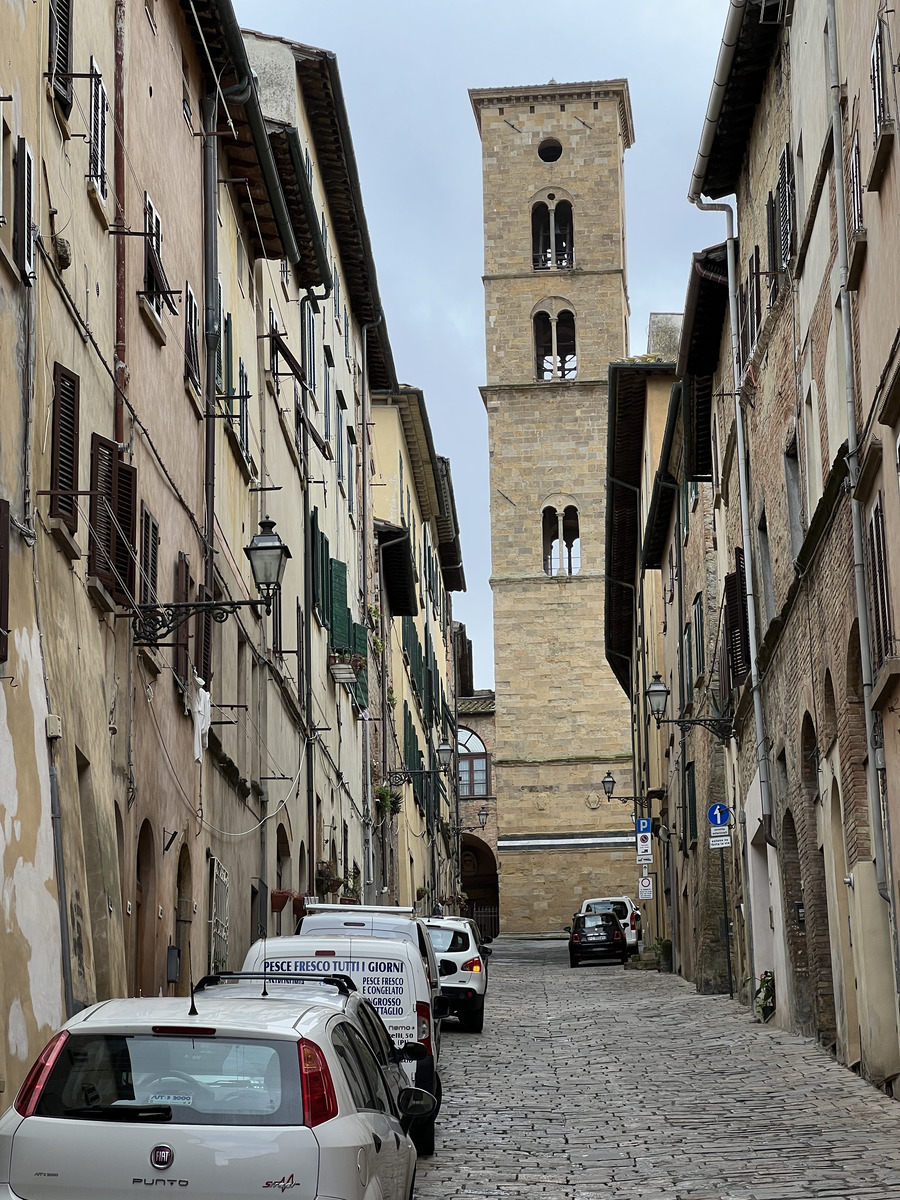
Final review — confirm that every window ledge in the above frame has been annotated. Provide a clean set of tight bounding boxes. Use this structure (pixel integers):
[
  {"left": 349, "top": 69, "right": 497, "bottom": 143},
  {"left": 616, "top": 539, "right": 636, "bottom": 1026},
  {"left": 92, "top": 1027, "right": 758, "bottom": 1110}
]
[
  {"left": 139, "top": 295, "right": 167, "bottom": 345},
  {"left": 866, "top": 121, "right": 894, "bottom": 192},
  {"left": 86, "top": 575, "right": 116, "bottom": 615},
  {"left": 871, "top": 656, "right": 900, "bottom": 712},
  {"left": 224, "top": 417, "right": 255, "bottom": 483},
  {"left": 137, "top": 643, "right": 165, "bottom": 676},
  {"left": 48, "top": 518, "right": 81, "bottom": 562},
  {"left": 86, "top": 179, "right": 110, "bottom": 230},
  {"left": 184, "top": 375, "right": 203, "bottom": 419},
  {"left": 847, "top": 228, "right": 868, "bottom": 291}
]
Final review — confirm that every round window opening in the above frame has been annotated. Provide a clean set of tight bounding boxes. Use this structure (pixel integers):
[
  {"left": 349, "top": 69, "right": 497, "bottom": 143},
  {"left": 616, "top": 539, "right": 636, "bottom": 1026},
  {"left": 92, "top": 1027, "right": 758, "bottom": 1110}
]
[{"left": 538, "top": 138, "right": 563, "bottom": 163}]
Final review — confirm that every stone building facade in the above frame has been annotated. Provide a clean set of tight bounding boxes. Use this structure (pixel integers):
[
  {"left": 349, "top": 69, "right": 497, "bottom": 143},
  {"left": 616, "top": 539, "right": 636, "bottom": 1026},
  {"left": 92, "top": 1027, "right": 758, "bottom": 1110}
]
[{"left": 470, "top": 81, "right": 637, "bottom": 933}]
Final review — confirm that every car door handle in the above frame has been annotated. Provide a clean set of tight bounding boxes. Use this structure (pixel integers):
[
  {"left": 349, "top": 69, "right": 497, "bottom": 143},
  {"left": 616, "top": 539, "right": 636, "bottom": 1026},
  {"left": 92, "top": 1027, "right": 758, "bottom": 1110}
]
[{"left": 372, "top": 1133, "right": 382, "bottom": 1152}]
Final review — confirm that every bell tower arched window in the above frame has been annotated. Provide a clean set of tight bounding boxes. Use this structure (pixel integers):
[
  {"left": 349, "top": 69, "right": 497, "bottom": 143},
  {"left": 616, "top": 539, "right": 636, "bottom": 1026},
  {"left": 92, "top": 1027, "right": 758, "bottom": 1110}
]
[
  {"left": 458, "top": 727, "right": 490, "bottom": 797},
  {"left": 534, "top": 309, "right": 577, "bottom": 380},
  {"left": 532, "top": 198, "right": 574, "bottom": 271},
  {"left": 542, "top": 504, "right": 580, "bottom": 575}
]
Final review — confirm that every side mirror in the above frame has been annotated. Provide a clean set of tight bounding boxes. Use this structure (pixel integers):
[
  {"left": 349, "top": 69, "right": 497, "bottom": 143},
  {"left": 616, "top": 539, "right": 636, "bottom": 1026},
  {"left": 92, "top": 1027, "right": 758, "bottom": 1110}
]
[
  {"left": 564, "top": 925, "right": 571, "bottom": 934},
  {"left": 433, "top": 996, "right": 450, "bottom": 1019},
  {"left": 482, "top": 936, "right": 493, "bottom": 944},
  {"left": 439, "top": 958, "right": 457, "bottom": 977},
  {"left": 397, "top": 1086, "right": 437, "bottom": 1132},
  {"left": 482, "top": 947, "right": 492, "bottom": 957},
  {"left": 396, "top": 1040, "right": 427, "bottom": 1062}
]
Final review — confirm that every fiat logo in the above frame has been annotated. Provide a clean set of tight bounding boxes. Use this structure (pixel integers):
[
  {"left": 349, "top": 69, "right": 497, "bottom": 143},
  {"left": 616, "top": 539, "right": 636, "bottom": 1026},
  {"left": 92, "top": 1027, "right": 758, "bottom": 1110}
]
[{"left": 150, "top": 1145, "right": 175, "bottom": 1170}]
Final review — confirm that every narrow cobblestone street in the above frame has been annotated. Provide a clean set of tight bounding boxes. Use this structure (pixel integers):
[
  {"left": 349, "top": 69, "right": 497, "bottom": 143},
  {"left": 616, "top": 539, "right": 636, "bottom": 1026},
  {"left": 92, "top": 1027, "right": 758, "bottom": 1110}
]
[{"left": 419, "top": 940, "right": 900, "bottom": 1200}]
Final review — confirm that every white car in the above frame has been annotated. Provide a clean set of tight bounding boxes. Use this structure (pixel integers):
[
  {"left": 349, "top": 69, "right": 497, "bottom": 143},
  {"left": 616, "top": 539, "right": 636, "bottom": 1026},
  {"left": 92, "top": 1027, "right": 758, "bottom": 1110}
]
[
  {"left": 0, "top": 986, "right": 434, "bottom": 1200},
  {"left": 424, "top": 917, "right": 492, "bottom": 1032},
  {"left": 580, "top": 895, "right": 642, "bottom": 955}
]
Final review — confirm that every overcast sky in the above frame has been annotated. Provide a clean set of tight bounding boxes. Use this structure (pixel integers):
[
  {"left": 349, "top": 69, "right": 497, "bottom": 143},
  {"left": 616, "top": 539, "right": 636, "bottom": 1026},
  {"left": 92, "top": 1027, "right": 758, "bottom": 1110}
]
[{"left": 234, "top": 0, "right": 730, "bottom": 689}]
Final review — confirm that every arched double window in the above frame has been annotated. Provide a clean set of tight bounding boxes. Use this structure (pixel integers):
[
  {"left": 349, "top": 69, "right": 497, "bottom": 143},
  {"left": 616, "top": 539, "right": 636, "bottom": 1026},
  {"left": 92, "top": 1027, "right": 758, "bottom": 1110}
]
[
  {"left": 534, "top": 307, "right": 577, "bottom": 380},
  {"left": 542, "top": 504, "right": 580, "bottom": 576},
  {"left": 458, "top": 727, "right": 490, "bottom": 797},
  {"left": 532, "top": 198, "right": 574, "bottom": 270}
]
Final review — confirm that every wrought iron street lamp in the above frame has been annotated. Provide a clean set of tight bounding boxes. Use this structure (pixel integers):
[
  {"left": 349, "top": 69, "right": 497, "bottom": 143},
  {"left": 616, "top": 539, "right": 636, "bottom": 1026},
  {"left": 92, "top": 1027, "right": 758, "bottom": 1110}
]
[
  {"left": 645, "top": 672, "right": 733, "bottom": 742},
  {"left": 385, "top": 742, "right": 453, "bottom": 788},
  {"left": 133, "top": 517, "right": 290, "bottom": 644},
  {"left": 601, "top": 770, "right": 648, "bottom": 813}
]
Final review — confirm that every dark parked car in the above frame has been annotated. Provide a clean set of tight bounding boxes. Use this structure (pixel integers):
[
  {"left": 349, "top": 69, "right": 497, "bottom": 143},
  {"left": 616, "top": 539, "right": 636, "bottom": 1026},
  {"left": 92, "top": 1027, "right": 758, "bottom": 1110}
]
[{"left": 566, "top": 911, "right": 629, "bottom": 967}]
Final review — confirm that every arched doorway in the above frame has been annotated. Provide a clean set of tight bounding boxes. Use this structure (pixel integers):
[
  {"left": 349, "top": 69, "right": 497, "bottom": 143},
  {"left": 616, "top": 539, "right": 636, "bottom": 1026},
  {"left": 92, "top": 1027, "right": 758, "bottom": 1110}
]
[
  {"left": 174, "top": 846, "right": 192, "bottom": 997},
  {"left": 135, "top": 821, "right": 157, "bottom": 997},
  {"left": 825, "top": 779, "right": 860, "bottom": 1065},
  {"left": 780, "top": 809, "right": 812, "bottom": 1031},
  {"left": 460, "top": 835, "right": 499, "bottom": 937},
  {"left": 275, "top": 824, "right": 291, "bottom": 936}
]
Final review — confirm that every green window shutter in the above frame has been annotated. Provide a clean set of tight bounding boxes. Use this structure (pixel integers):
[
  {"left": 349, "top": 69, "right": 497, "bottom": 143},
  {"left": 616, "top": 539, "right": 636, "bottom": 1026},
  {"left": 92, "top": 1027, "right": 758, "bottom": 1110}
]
[
  {"left": 311, "top": 509, "right": 322, "bottom": 616},
  {"left": 320, "top": 531, "right": 331, "bottom": 629},
  {"left": 352, "top": 621, "right": 368, "bottom": 709},
  {"left": 224, "top": 313, "right": 233, "bottom": 411},
  {"left": 329, "top": 559, "right": 349, "bottom": 649}
]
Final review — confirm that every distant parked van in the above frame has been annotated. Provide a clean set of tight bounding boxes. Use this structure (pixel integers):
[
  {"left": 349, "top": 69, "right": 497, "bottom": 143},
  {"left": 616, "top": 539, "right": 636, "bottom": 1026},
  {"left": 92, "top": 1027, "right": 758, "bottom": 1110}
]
[{"left": 242, "top": 933, "right": 445, "bottom": 1154}]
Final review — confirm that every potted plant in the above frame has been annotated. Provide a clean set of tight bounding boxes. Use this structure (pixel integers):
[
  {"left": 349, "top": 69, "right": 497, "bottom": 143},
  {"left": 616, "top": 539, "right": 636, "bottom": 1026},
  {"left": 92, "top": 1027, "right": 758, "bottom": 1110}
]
[
  {"left": 375, "top": 784, "right": 403, "bottom": 816},
  {"left": 328, "top": 650, "right": 357, "bottom": 684},
  {"left": 270, "top": 888, "right": 292, "bottom": 914},
  {"left": 748, "top": 969, "right": 775, "bottom": 1021}
]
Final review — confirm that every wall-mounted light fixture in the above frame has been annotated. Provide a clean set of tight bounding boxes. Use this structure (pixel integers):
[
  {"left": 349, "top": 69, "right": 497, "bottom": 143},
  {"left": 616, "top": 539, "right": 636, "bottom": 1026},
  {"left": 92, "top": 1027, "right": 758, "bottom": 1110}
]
[
  {"left": 646, "top": 672, "right": 733, "bottom": 742},
  {"left": 385, "top": 742, "right": 453, "bottom": 787}
]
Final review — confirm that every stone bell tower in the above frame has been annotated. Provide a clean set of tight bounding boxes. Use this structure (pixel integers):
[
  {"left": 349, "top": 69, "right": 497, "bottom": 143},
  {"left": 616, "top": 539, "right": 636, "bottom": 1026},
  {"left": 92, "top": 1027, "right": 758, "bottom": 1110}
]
[{"left": 469, "top": 80, "right": 637, "bottom": 933}]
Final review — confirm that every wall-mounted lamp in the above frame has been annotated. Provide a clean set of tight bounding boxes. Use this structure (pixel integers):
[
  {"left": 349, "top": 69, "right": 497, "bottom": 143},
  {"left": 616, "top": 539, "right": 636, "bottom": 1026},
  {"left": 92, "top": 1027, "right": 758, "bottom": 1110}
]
[
  {"left": 132, "top": 518, "right": 290, "bottom": 644},
  {"left": 386, "top": 742, "right": 453, "bottom": 787},
  {"left": 646, "top": 672, "right": 733, "bottom": 742}
]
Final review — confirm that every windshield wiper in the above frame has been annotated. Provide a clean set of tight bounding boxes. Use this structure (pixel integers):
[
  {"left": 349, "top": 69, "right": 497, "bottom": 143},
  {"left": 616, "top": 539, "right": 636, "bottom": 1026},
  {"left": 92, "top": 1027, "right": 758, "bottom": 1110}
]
[{"left": 61, "top": 1104, "right": 173, "bottom": 1122}]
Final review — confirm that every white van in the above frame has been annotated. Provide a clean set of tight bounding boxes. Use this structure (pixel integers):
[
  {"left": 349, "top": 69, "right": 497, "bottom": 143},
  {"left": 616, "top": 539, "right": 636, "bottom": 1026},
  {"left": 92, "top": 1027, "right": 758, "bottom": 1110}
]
[{"left": 242, "top": 933, "right": 444, "bottom": 1155}]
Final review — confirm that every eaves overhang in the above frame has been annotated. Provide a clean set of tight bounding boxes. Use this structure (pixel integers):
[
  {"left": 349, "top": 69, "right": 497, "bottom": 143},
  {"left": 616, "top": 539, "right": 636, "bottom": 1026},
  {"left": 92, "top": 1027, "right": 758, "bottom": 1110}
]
[
  {"left": 182, "top": 0, "right": 298, "bottom": 261},
  {"left": 267, "top": 124, "right": 331, "bottom": 289},
  {"left": 677, "top": 244, "right": 729, "bottom": 379},
  {"left": 435, "top": 457, "right": 466, "bottom": 593},
  {"left": 689, "top": 0, "right": 787, "bottom": 201},
  {"left": 604, "top": 361, "right": 675, "bottom": 695},
  {"left": 372, "top": 387, "right": 442, "bottom": 524}
]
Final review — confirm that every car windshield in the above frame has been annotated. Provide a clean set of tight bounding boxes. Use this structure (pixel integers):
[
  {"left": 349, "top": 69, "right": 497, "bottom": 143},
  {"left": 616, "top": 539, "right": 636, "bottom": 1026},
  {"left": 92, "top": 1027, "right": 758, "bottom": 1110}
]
[
  {"left": 34, "top": 1034, "right": 301, "bottom": 1126},
  {"left": 426, "top": 927, "right": 470, "bottom": 953}
]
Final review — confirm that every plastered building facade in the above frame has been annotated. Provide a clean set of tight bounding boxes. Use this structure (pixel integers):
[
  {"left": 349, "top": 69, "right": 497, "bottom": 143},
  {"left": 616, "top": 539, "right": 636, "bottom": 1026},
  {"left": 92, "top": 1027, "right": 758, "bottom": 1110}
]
[{"left": 470, "top": 82, "right": 637, "bottom": 933}]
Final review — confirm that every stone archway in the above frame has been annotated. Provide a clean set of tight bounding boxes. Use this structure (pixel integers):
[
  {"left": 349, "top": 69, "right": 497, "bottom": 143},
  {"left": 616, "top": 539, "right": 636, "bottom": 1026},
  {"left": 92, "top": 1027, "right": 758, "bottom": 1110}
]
[
  {"left": 780, "top": 809, "right": 813, "bottom": 1032},
  {"left": 174, "top": 846, "right": 192, "bottom": 997},
  {"left": 460, "top": 835, "right": 499, "bottom": 937}
]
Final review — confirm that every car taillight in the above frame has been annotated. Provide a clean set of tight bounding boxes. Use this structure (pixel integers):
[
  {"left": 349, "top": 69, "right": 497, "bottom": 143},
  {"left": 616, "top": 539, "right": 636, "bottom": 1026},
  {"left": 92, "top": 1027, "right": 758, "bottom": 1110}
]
[
  {"left": 415, "top": 1001, "right": 432, "bottom": 1056},
  {"left": 630, "top": 913, "right": 636, "bottom": 930},
  {"left": 572, "top": 933, "right": 581, "bottom": 943},
  {"left": 298, "top": 1038, "right": 338, "bottom": 1127},
  {"left": 613, "top": 930, "right": 622, "bottom": 940},
  {"left": 461, "top": 957, "right": 482, "bottom": 973},
  {"left": 14, "top": 1031, "right": 69, "bottom": 1117}
]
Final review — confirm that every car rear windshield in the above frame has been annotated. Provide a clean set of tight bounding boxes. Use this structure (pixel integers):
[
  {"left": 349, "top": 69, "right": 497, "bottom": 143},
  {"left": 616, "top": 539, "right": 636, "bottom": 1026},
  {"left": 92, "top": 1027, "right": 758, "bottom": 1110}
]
[
  {"left": 32, "top": 1034, "right": 301, "bottom": 1126},
  {"left": 426, "top": 928, "right": 470, "bottom": 953},
  {"left": 580, "top": 914, "right": 619, "bottom": 930}
]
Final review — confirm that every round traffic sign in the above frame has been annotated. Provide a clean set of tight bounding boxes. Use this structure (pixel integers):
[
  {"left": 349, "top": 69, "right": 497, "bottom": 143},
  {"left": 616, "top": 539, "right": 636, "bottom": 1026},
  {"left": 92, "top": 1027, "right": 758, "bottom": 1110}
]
[{"left": 707, "top": 803, "right": 731, "bottom": 827}]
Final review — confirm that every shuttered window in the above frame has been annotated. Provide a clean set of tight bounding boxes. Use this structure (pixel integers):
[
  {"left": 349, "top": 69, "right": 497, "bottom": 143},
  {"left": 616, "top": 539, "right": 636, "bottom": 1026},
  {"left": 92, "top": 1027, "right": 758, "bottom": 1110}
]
[
  {"left": 352, "top": 621, "right": 368, "bottom": 711},
  {"left": 48, "top": 0, "right": 73, "bottom": 116},
  {"left": 88, "top": 433, "right": 136, "bottom": 604},
  {"left": 143, "top": 195, "right": 177, "bottom": 318},
  {"left": 184, "top": 284, "right": 201, "bottom": 390},
  {"left": 88, "top": 59, "right": 108, "bottom": 201},
  {"left": 776, "top": 145, "right": 795, "bottom": 270},
  {"left": 686, "top": 762, "right": 698, "bottom": 845},
  {"left": 139, "top": 504, "right": 159, "bottom": 606},
  {"left": 693, "top": 593, "right": 705, "bottom": 677},
  {"left": 0, "top": 499, "right": 8, "bottom": 664},
  {"left": 14, "top": 137, "right": 34, "bottom": 280},
  {"left": 329, "top": 558, "right": 350, "bottom": 651},
  {"left": 194, "top": 584, "right": 211, "bottom": 683},
  {"left": 683, "top": 622, "right": 694, "bottom": 704},
  {"left": 872, "top": 21, "right": 890, "bottom": 141},
  {"left": 724, "top": 548, "right": 751, "bottom": 692},
  {"left": 867, "top": 492, "right": 893, "bottom": 672},
  {"left": 310, "top": 508, "right": 330, "bottom": 625},
  {"left": 173, "top": 552, "right": 191, "bottom": 684},
  {"left": 50, "top": 363, "right": 80, "bottom": 532}
]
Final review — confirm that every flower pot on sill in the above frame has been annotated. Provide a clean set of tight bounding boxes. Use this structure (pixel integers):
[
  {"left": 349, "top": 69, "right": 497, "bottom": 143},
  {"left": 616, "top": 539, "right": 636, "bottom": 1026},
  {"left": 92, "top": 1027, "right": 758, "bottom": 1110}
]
[
  {"left": 292, "top": 894, "right": 307, "bottom": 918},
  {"left": 270, "top": 888, "right": 292, "bottom": 914}
]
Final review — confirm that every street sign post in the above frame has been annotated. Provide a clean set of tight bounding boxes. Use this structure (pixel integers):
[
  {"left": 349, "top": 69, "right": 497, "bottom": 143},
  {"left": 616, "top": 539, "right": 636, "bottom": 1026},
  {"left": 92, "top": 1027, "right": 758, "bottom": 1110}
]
[
  {"left": 638, "top": 875, "right": 653, "bottom": 900},
  {"left": 707, "top": 803, "right": 730, "bottom": 827},
  {"left": 636, "top": 830, "right": 652, "bottom": 864},
  {"left": 636, "top": 817, "right": 651, "bottom": 835}
]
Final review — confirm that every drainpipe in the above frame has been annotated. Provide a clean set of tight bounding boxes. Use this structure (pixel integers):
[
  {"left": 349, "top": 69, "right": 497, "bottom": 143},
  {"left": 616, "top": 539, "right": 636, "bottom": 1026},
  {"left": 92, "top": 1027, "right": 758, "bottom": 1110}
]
[
  {"left": 360, "top": 315, "right": 383, "bottom": 905},
  {"left": 113, "top": 0, "right": 126, "bottom": 443},
  {"left": 201, "top": 94, "right": 219, "bottom": 609},
  {"left": 826, "top": 0, "right": 890, "bottom": 902}
]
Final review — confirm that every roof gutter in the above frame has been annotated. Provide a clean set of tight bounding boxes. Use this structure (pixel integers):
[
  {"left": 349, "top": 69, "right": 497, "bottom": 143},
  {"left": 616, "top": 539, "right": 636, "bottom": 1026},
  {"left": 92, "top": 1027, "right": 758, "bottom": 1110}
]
[
  {"left": 216, "top": 2, "right": 300, "bottom": 263},
  {"left": 284, "top": 126, "right": 332, "bottom": 283},
  {"left": 687, "top": 0, "right": 749, "bottom": 203}
]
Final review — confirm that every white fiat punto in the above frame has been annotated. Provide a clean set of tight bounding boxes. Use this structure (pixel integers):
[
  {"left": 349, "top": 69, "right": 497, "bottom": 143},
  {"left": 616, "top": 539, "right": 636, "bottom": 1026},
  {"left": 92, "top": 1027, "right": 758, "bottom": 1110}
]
[{"left": 0, "top": 987, "right": 434, "bottom": 1200}]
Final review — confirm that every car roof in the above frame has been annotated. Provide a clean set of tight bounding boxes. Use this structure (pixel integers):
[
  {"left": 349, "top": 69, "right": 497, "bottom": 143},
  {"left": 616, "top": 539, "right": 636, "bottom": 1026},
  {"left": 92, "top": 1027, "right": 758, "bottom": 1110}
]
[
  {"left": 246, "top": 933, "right": 418, "bottom": 960},
  {"left": 423, "top": 917, "right": 472, "bottom": 930},
  {"left": 62, "top": 995, "right": 332, "bottom": 1039}
]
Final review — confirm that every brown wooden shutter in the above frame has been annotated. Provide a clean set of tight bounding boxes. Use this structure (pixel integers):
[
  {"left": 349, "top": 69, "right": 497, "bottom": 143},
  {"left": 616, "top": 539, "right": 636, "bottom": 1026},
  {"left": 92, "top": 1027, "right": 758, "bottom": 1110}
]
[
  {"left": 48, "top": 0, "right": 73, "bottom": 115},
  {"left": 14, "top": 138, "right": 34, "bottom": 280},
  {"left": 174, "top": 552, "right": 191, "bottom": 684},
  {"left": 724, "top": 554, "right": 751, "bottom": 692},
  {"left": 50, "top": 364, "right": 80, "bottom": 532},
  {"left": 194, "top": 583, "right": 212, "bottom": 685},
  {"left": 0, "top": 499, "right": 9, "bottom": 664},
  {"left": 867, "top": 494, "right": 893, "bottom": 671},
  {"left": 140, "top": 504, "right": 159, "bottom": 606},
  {"left": 89, "top": 434, "right": 136, "bottom": 603}
]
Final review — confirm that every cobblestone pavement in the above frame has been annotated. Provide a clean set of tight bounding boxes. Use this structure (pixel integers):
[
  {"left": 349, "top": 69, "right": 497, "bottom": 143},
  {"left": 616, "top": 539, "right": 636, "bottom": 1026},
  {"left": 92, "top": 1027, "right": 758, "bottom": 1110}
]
[{"left": 417, "top": 938, "right": 900, "bottom": 1200}]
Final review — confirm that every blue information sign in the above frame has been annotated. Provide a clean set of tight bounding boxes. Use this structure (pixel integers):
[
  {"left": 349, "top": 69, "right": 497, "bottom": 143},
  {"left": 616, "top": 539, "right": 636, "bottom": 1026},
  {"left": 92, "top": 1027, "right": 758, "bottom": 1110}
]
[
  {"left": 636, "top": 817, "right": 651, "bottom": 835},
  {"left": 707, "top": 803, "right": 730, "bottom": 827}
]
